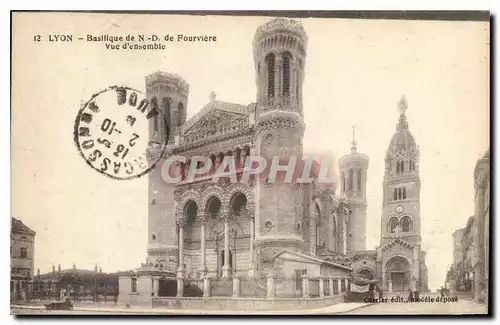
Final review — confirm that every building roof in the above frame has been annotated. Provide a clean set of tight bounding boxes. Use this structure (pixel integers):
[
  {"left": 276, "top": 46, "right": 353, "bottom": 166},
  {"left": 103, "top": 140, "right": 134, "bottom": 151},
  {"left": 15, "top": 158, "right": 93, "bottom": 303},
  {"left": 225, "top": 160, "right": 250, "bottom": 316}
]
[{"left": 11, "top": 217, "right": 36, "bottom": 235}]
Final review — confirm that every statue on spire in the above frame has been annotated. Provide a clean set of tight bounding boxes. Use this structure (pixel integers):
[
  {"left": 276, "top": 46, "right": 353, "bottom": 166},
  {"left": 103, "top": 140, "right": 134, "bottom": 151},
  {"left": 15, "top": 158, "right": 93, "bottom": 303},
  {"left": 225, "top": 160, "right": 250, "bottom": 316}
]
[
  {"left": 351, "top": 125, "right": 357, "bottom": 154},
  {"left": 398, "top": 95, "right": 408, "bottom": 115},
  {"left": 209, "top": 91, "right": 217, "bottom": 102},
  {"left": 397, "top": 95, "right": 409, "bottom": 130}
]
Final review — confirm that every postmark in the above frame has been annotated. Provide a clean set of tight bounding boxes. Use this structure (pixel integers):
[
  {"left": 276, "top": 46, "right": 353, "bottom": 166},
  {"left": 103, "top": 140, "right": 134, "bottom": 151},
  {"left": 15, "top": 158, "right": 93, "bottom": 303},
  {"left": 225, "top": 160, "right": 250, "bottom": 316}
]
[{"left": 73, "top": 86, "right": 168, "bottom": 180}]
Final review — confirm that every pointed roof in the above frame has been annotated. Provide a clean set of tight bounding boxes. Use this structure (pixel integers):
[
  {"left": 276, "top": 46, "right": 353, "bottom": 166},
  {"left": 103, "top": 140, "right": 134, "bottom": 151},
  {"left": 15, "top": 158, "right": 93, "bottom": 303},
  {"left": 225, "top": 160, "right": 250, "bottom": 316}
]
[
  {"left": 389, "top": 96, "right": 416, "bottom": 150},
  {"left": 181, "top": 99, "right": 249, "bottom": 134},
  {"left": 11, "top": 217, "right": 35, "bottom": 235}
]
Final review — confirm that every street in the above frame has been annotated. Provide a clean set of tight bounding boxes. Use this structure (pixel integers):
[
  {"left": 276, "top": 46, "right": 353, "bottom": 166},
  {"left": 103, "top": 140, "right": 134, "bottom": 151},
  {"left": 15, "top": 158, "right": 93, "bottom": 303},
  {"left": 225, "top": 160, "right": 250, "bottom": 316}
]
[
  {"left": 341, "top": 298, "right": 488, "bottom": 315},
  {"left": 11, "top": 298, "right": 488, "bottom": 316}
]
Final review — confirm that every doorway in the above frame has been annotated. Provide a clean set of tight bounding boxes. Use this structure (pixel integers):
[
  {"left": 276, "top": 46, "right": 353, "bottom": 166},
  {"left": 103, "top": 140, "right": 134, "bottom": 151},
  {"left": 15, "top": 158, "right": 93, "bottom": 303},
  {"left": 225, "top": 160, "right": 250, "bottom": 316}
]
[{"left": 391, "top": 272, "right": 408, "bottom": 292}]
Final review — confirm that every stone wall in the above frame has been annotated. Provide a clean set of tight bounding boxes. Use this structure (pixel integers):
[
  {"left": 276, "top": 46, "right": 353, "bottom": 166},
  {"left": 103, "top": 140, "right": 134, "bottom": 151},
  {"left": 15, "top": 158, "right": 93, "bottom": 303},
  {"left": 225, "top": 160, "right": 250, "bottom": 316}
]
[{"left": 151, "top": 295, "right": 344, "bottom": 311}]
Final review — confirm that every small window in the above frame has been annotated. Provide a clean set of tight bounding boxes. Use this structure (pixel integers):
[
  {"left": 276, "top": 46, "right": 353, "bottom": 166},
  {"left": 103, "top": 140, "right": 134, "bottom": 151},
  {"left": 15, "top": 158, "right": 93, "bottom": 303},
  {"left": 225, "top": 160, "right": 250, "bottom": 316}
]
[
  {"left": 151, "top": 233, "right": 157, "bottom": 241},
  {"left": 20, "top": 247, "right": 27, "bottom": 258}
]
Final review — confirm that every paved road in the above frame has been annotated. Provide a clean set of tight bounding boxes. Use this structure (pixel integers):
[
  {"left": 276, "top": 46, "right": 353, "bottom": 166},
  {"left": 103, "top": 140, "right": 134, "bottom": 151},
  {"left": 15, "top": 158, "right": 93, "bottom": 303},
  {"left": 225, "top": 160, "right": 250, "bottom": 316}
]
[
  {"left": 11, "top": 298, "right": 488, "bottom": 316},
  {"left": 341, "top": 298, "right": 488, "bottom": 315}
]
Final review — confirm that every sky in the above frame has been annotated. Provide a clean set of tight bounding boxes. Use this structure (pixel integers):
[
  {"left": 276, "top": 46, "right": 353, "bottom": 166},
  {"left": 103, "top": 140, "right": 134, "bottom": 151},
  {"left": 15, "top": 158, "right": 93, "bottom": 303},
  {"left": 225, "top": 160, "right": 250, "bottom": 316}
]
[{"left": 11, "top": 13, "right": 489, "bottom": 291}]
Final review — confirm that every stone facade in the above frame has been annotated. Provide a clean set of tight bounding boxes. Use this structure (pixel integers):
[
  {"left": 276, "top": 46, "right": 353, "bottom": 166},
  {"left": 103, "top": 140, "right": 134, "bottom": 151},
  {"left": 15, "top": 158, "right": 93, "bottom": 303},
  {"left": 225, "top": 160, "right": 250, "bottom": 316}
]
[
  {"left": 445, "top": 149, "right": 490, "bottom": 303},
  {"left": 10, "top": 217, "right": 36, "bottom": 300},
  {"left": 119, "top": 18, "right": 430, "bottom": 307}
]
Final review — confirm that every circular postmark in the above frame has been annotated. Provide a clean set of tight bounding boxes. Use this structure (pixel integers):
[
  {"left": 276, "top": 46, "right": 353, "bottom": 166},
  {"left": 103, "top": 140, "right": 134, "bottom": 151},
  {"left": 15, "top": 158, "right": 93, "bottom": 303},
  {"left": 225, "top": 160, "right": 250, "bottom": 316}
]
[{"left": 74, "top": 86, "right": 168, "bottom": 180}]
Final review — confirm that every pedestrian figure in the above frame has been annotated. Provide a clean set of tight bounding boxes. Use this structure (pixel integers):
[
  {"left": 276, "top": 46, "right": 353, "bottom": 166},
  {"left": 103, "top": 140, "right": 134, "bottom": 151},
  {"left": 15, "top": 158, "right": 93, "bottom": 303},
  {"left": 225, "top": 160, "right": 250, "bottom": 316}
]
[
  {"left": 440, "top": 286, "right": 445, "bottom": 298},
  {"left": 408, "top": 289, "right": 414, "bottom": 302},
  {"left": 378, "top": 286, "right": 383, "bottom": 300},
  {"left": 414, "top": 288, "right": 420, "bottom": 301}
]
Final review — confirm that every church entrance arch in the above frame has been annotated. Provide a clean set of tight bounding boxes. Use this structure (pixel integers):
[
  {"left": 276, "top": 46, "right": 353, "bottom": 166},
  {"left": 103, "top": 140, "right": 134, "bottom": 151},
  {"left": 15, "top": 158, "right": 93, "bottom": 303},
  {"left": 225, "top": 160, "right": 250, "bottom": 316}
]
[{"left": 385, "top": 256, "right": 411, "bottom": 292}]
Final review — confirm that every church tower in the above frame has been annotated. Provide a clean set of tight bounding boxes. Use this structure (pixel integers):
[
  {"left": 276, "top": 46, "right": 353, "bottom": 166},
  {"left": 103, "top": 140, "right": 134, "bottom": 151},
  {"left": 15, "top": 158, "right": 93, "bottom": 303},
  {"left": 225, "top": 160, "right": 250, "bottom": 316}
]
[
  {"left": 377, "top": 96, "right": 423, "bottom": 292},
  {"left": 380, "top": 96, "right": 421, "bottom": 246},
  {"left": 145, "top": 71, "right": 189, "bottom": 273},
  {"left": 338, "top": 127, "right": 369, "bottom": 256},
  {"left": 252, "top": 18, "right": 308, "bottom": 272}
]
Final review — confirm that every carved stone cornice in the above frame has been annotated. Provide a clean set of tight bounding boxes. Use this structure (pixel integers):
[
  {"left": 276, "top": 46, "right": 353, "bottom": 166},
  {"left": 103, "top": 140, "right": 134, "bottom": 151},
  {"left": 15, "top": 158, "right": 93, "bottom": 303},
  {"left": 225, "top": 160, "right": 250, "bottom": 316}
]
[
  {"left": 173, "top": 129, "right": 254, "bottom": 156},
  {"left": 255, "top": 111, "right": 305, "bottom": 135}
]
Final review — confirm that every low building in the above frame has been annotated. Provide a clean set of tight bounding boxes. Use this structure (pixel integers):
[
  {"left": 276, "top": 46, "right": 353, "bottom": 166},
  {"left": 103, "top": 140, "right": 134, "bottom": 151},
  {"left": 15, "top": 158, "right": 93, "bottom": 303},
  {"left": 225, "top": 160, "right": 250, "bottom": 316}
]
[
  {"left": 10, "top": 217, "right": 36, "bottom": 301},
  {"left": 32, "top": 264, "right": 119, "bottom": 301}
]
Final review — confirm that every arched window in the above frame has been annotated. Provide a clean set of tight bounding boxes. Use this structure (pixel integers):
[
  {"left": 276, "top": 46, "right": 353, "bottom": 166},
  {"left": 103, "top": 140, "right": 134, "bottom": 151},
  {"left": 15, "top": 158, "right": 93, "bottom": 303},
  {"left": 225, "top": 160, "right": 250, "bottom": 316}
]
[
  {"left": 266, "top": 53, "right": 276, "bottom": 99},
  {"left": 230, "top": 192, "right": 247, "bottom": 217},
  {"left": 184, "top": 200, "right": 198, "bottom": 225},
  {"left": 389, "top": 217, "right": 399, "bottom": 233},
  {"left": 357, "top": 169, "right": 362, "bottom": 192},
  {"left": 393, "top": 188, "right": 398, "bottom": 200},
  {"left": 402, "top": 187, "right": 407, "bottom": 199},
  {"left": 316, "top": 224, "right": 321, "bottom": 246},
  {"left": 341, "top": 172, "right": 346, "bottom": 193},
  {"left": 163, "top": 98, "right": 171, "bottom": 140},
  {"left": 177, "top": 102, "right": 184, "bottom": 127},
  {"left": 207, "top": 197, "right": 221, "bottom": 219},
  {"left": 396, "top": 161, "right": 400, "bottom": 173},
  {"left": 348, "top": 169, "right": 354, "bottom": 191},
  {"left": 400, "top": 161, "right": 405, "bottom": 173},
  {"left": 401, "top": 216, "right": 412, "bottom": 232},
  {"left": 282, "top": 52, "right": 292, "bottom": 97},
  {"left": 151, "top": 97, "right": 159, "bottom": 132}
]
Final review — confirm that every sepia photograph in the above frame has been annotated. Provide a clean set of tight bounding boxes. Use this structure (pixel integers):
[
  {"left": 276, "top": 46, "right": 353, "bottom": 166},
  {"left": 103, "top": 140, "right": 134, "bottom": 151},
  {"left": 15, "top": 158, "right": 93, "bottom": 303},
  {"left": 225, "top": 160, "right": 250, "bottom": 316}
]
[{"left": 9, "top": 10, "right": 490, "bottom": 316}]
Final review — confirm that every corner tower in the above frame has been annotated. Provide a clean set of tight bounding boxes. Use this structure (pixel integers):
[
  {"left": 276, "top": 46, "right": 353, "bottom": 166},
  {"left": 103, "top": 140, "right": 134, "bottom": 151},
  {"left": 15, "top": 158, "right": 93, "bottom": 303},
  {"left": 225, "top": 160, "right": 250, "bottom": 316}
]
[
  {"left": 338, "top": 127, "right": 369, "bottom": 256},
  {"left": 252, "top": 18, "right": 307, "bottom": 273},
  {"left": 145, "top": 72, "right": 189, "bottom": 273},
  {"left": 380, "top": 96, "right": 421, "bottom": 247}
]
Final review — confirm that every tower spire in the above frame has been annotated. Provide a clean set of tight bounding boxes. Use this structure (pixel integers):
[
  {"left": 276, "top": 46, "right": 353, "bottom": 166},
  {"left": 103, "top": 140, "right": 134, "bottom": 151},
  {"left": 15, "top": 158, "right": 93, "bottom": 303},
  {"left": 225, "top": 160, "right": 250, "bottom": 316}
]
[
  {"left": 397, "top": 95, "right": 409, "bottom": 130},
  {"left": 351, "top": 125, "right": 357, "bottom": 153}
]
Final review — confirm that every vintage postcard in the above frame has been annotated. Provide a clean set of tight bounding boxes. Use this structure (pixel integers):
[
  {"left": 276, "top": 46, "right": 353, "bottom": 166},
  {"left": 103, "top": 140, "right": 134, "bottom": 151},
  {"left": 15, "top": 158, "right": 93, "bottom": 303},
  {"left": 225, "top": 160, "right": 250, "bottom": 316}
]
[{"left": 10, "top": 11, "right": 490, "bottom": 316}]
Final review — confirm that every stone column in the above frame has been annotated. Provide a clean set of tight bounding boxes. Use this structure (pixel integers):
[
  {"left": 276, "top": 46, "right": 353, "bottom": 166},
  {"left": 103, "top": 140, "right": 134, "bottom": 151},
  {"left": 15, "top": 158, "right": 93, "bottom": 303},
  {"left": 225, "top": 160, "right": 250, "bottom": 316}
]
[
  {"left": 232, "top": 151, "right": 239, "bottom": 170},
  {"left": 199, "top": 212, "right": 207, "bottom": 276},
  {"left": 153, "top": 277, "right": 159, "bottom": 297},
  {"left": 328, "top": 277, "right": 334, "bottom": 296},
  {"left": 176, "top": 276, "right": 184, "bottom": 297},
  {"left": 203, "top": 276, "right": 211, "bottom": 298},
  {"left": 319, "top": 276, "right": 325, "bottom": 297},
  {"left": 177, "top": 220, "right": 185, "bottom": 275},
  {"left": 412, "top": 246, "right": 420, "bottom": 290},
  {"left": 343, "top": 218, "right": 348, "bottom": 255},
  {"left": 337, "top": 278, "right": 342, "bottom": 293},
  {"left": 382, "top": 271, "right": 387, "bottom": 291},
  {"left": 388, "top": 280, "right": 393, "bottom": 292},
  {"left": 222, "top": 215, "right": 231, "bottom": 277},
  {"left": 266, "top": 274, "right": 275, "bottom": 298},
  {"left": 310, "top": 218, "right": 317, "bottom": 255},
  {"left": 232, "top": 276, "right": 241, "bottom": 297},
  {"left": 302, "top": 275, "right": 309, "bottom": 298},
  {"left": 344, "top": 278, "right": 350, "bottom": 292},
  {"left": 248, "top": 217, "right": 255, "bottom": 276}
]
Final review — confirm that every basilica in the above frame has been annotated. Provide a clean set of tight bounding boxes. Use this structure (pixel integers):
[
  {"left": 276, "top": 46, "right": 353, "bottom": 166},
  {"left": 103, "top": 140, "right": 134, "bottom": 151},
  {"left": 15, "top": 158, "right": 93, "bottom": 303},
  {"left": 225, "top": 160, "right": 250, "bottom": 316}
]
[{"left": 118, "top": 17, "right": 428, "bottom": 304}]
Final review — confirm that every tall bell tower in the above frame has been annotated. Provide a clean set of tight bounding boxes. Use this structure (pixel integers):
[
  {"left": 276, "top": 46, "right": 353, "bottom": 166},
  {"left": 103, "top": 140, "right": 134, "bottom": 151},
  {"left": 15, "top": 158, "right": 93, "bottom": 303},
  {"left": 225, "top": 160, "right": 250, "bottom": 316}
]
[
  {"left": 380, "top": 96, "right": 421, "bottom": 247},
  {"left": 338, "top": 127, "right": 369, "bottom": 256},
  {"left": 145, "top": 71, "right": 189, "bottom": 273},
  {"left": 252, "top": 18, "right": 308, "bottom": 273}
]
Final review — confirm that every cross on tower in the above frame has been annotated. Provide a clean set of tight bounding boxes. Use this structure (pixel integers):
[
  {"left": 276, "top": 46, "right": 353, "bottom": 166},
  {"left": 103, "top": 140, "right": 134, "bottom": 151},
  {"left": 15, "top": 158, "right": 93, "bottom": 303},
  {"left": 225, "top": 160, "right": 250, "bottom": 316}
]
[{"left": 351, "top": 125, "right": 357, "bottom": 153}]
